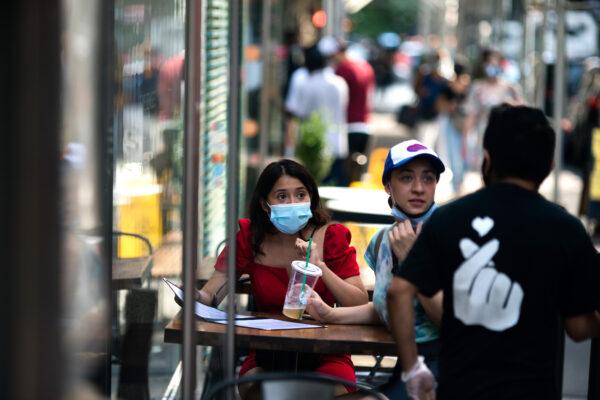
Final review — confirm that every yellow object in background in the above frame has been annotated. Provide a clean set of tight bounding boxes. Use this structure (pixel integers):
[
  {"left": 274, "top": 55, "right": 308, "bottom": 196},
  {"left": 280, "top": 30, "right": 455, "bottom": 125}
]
[
  {"left": 590, "top": 128, "right": 600, "bottom": 200},
  {"left": 117, "top": 184, "right": 163, "bottom": 258},
  {"left": 345, "top": 222, "right": 383, "bottom": 290},
  {"left": 345, "top": 223, "right": 382, "bottom": 267},
  {"left": 349, "top": 147, "right": 388, "bottom": 189}
]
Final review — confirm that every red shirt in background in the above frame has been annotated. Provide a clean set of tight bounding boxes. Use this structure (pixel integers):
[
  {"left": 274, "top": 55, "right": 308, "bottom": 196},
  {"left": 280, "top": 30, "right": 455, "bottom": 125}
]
[{"left": 335, "top": 58, "right": 375, "bottom": 125}]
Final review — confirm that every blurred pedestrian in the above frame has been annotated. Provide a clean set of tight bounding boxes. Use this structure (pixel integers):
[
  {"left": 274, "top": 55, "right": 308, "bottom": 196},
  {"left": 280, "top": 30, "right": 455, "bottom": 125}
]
[
  {"left": 413, "top": 51, "right": 447, "bottom": 150},
  {"left": 387, "top": 104, "right": 600, "bottom": 400},
  {"left": 287, "top": 45, "right": 350, "bottom": 186},
  {"left": 319, "top": 36, "right": 376, "bottom": 183},
  {"left": 436, "top": 57, "right": 471, "bottom": 195},
  {"left": 283, "top": 44, "right": 308, "bottom": 157},
  {"left": 463, "top": 48, "right": 523, "bottom": 169},
  {"left": 563, "top": 56, "right": 600, "bottom": 234}
]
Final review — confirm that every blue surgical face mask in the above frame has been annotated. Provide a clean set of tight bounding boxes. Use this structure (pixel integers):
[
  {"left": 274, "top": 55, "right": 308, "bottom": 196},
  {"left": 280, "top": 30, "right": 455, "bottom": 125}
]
[
  {"left": 390, "top": 193, "right": 437, "bottom": 229},
  {"left": 268, "top": 202, "right": 313, "bottom": 235},
  {"left": 484, "top": 63, "right": 501, "bottom": 79}
]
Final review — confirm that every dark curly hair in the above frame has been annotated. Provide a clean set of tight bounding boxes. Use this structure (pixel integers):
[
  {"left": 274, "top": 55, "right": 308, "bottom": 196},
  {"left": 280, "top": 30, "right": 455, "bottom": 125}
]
[{"left": 248, "top": 159, "right": 330, "bottom": 256}]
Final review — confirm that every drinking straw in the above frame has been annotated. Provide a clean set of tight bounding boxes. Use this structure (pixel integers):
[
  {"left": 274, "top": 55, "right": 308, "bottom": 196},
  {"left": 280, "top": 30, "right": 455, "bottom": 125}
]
[{"left": 300, "top": 237, "right": 312, "bottom": 296}]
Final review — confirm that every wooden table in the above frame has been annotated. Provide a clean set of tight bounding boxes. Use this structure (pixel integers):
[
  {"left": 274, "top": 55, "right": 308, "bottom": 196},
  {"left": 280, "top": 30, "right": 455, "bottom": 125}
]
[
  {"left": 164, "top": 312, "right": 396, "bottom": 356},
  {"left": 112, "top": 256, "right": 153, "bottom": 290}
]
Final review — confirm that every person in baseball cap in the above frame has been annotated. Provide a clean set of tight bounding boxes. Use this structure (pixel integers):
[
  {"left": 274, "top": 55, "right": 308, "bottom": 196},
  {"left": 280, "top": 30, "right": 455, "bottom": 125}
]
[
  {"left": 306, "top": 138, "right": 445, "bottom": 399},
  {"left": 382, "top": 139, "right": 445, "bottom": 225}
]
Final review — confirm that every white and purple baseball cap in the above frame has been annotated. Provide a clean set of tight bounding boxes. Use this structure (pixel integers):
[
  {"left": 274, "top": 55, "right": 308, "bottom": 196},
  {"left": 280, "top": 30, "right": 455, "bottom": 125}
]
[{"left": 382, "top": 139, "right": 445, "bottom": 184}]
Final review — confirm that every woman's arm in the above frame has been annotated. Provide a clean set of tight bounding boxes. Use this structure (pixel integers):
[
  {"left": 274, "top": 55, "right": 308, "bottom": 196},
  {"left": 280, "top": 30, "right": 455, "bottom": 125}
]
[
  {"left": 315, "top": 261, "right": 368, "bottom": 306},
  {"left": 306, "top": 291, "right": 381, "bottom": 324},
  {"left": 196, "top": 269, "right": 228, "bottom": 306},
  {"left": 296, "top": 234, "right": 368, "bottom": 306},
  {"left": 417, "top": 290, "right": 443, "bottom": 327}
]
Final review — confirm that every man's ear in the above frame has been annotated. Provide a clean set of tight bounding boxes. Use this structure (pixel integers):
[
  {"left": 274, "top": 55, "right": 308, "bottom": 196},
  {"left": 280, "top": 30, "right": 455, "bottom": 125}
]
[{"left": 482, "top": 149, "right": 492, "bottom": 174}]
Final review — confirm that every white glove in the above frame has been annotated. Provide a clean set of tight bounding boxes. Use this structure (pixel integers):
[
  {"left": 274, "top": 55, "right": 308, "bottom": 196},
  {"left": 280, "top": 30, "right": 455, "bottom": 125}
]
[{"left": 401, "top": 356, "right": 436, "bottom": 400}]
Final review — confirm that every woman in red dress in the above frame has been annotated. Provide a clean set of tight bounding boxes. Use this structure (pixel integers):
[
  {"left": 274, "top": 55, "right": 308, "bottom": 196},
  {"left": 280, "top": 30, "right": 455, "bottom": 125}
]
[{"left": 197, "top": 159, "right": 368, "bottom": 398}]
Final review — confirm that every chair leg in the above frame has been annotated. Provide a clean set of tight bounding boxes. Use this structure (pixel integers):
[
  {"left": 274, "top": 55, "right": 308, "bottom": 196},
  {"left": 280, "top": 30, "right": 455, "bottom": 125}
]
[
  {"left": 366, "top": 355, "right": 384, "bottom": 384},
  {"left": 117, "top": 288, "right": 157, "bottom": 400}
]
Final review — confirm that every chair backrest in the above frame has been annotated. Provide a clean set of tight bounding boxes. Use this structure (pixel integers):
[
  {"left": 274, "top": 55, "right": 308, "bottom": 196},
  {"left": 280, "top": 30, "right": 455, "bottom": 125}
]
[
  {"left": 112, "top": 231, "right": 154, "bottom": 259},
  {"left": 202, "top": 371, "right": 387, "bottom": 400}
]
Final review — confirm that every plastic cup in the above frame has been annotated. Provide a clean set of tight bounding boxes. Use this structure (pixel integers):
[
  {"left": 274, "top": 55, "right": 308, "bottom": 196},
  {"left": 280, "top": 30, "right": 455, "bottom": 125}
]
[{"left": 282, "top": 260, "right": 322, "bottom": 320}]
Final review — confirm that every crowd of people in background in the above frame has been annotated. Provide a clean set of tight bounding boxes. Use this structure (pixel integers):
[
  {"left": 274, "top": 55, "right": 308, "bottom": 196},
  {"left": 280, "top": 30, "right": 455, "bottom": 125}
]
[
  {"left": 282, "top": 33, "right": 529, "bottom": 195},
  {"left": 285, "top": 35, "right": 376, "bottom": 187}
]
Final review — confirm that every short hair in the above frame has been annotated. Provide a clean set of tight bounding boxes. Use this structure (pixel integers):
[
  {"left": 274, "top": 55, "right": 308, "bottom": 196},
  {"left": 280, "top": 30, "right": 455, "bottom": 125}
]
[
  {"left": 483, "top": 104, "right": 555, "bottom": 185},
  {"left": 248, "top": 159, "right": 329, "bottom": 255},
  {"left": 304, "top": 45, "right": 326, "bottom": 72}
]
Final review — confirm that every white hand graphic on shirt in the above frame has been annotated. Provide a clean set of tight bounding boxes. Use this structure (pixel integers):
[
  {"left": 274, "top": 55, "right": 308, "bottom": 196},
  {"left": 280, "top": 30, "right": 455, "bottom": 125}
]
[{"left": 453, "top": 218, "right": 524, "bottom": 331}]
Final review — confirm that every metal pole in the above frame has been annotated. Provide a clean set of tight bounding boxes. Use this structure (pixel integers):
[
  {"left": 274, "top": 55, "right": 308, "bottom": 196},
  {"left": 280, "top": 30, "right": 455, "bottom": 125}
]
[
  {"left": 226, "top": 0, "right": 242, "bottom": 398},
  {"left": 553, "top": 0, "right": 565, "bottom": 203},
  {"left": 536, "top": 0, "right": 549, "bottom": 109},
  {"left": 182, "top": 0, "right": 202, "bottom": 397},
  {"left": 492, "top": 0, "right": 504, "bottom": 45},
  {"left": 522, "top": 0, "right": 533, "bottom": 104},
  {"left": 324, "top": 0, "right": 334, "bottom": 36},
  {"left": 259, "top": 0, "right": 272, "bottom": 164}
]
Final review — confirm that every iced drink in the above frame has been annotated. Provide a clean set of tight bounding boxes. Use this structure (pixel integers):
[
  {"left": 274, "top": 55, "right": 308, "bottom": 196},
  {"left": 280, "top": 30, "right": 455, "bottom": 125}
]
[{"left": 282, "top": 260, "right": 322, "bottom": 320}]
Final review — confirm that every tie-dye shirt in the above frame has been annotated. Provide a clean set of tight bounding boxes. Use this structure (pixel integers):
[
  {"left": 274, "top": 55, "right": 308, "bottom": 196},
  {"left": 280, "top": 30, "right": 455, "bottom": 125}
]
[{"left": 364, "top": 225, "right": 440, "bottom": 343}]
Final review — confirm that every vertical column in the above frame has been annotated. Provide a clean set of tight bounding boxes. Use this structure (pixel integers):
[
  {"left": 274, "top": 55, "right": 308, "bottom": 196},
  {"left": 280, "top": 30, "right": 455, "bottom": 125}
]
[
  {"left": 182, "top": 0, "right": 203, "bottom": 397},
  {"left": 552, "top": 0, "right": 565, "bottom": 203},
  {"left": 536, "top": 0, "right": 549, "bottom": 110},
  {"left": 225, "top": 0, "right": 242, "bottom": 398},
  {"left": 259, "top": 0, "right": 272, "bottom": 164}
]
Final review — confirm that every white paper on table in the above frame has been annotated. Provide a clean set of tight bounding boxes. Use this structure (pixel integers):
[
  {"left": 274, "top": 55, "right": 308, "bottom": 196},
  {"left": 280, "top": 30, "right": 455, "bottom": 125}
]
[
  {"left": 162, "top": 278, "right": 255, "bottom": 321},
  {"left": 214, "top": 318, "right": 324, "bottom": 330}
]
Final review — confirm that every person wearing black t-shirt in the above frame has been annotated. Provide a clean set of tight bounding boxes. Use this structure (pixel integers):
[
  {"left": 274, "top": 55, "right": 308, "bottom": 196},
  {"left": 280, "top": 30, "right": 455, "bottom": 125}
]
[{"left": 386, "top": 104, "right": 600, "bottom": 400}]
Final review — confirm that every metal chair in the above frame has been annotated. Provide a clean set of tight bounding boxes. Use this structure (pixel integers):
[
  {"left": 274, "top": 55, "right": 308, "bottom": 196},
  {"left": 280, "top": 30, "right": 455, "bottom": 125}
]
[
  {"left": 112, "top": 230, "right": 154, "bottom": 258},
  {"left": 202, "top": 371, "right": 388, "bottom": 400},
  {"left": 111, "top": 231, "right": 156, "bottom": 400}
]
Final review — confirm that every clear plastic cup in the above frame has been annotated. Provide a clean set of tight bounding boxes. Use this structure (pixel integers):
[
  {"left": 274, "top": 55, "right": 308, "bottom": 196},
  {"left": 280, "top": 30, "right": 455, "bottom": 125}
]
[{"left": 282, "top": 260, "right": 323, "bottom": 320}]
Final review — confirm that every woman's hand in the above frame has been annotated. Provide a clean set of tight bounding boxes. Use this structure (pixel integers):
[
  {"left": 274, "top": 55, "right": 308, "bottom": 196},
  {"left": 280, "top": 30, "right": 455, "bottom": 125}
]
[
  {"left": 306, "top": 291, "right": 335, "bottom": 323},
  {"left": 295, "top": 237, "right": 322, "bottom": 265},
  {"left": 174, "top": 286, "right": 213, "bottom": 307},
  {"left": 388, "top": 221, "right": 423, "bottom": 262}
]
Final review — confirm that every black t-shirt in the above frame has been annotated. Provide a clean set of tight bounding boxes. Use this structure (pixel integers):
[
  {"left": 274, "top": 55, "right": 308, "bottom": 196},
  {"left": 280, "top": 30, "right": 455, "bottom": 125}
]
[{"left": 398, "top": 183, "right": 600, "bottom": 400}]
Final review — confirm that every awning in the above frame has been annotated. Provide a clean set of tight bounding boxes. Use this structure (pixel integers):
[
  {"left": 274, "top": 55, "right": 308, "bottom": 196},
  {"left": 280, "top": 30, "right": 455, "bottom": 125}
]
[{"left": 344, "top": 0, "right": 373, "bottom": 14}]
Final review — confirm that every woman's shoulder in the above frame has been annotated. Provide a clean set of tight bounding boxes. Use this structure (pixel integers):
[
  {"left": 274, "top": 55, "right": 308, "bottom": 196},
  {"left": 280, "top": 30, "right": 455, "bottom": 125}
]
[
  {"left": 322, "top": 222, "right": 350, "bottom": 240},
  {"left": 237, "top": 218, "right": 253, "bottom": 240}
]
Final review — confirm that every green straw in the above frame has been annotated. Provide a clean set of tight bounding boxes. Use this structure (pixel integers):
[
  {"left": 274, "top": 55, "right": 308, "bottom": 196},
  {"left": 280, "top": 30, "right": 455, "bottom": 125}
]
[{"left": 300, "top": 236, "right": 312, "bottom": 297}]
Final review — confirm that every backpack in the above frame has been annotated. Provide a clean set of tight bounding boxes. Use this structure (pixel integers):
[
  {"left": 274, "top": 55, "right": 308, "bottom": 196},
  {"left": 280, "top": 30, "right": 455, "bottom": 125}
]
[{"left": 372, "top": 228, "right": 386, "bottom": 264}]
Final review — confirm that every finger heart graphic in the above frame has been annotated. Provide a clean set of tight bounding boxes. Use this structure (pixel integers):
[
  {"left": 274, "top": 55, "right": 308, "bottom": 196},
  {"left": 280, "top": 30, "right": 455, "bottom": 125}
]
[{"left": 472, "top": 216, "right": 494, "bottom": 237}]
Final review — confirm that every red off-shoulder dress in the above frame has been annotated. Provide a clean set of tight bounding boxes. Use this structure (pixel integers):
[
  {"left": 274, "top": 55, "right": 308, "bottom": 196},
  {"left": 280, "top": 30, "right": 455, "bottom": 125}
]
[{"left": 214, "top": 219, "right": 360, "bottom": 385}]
